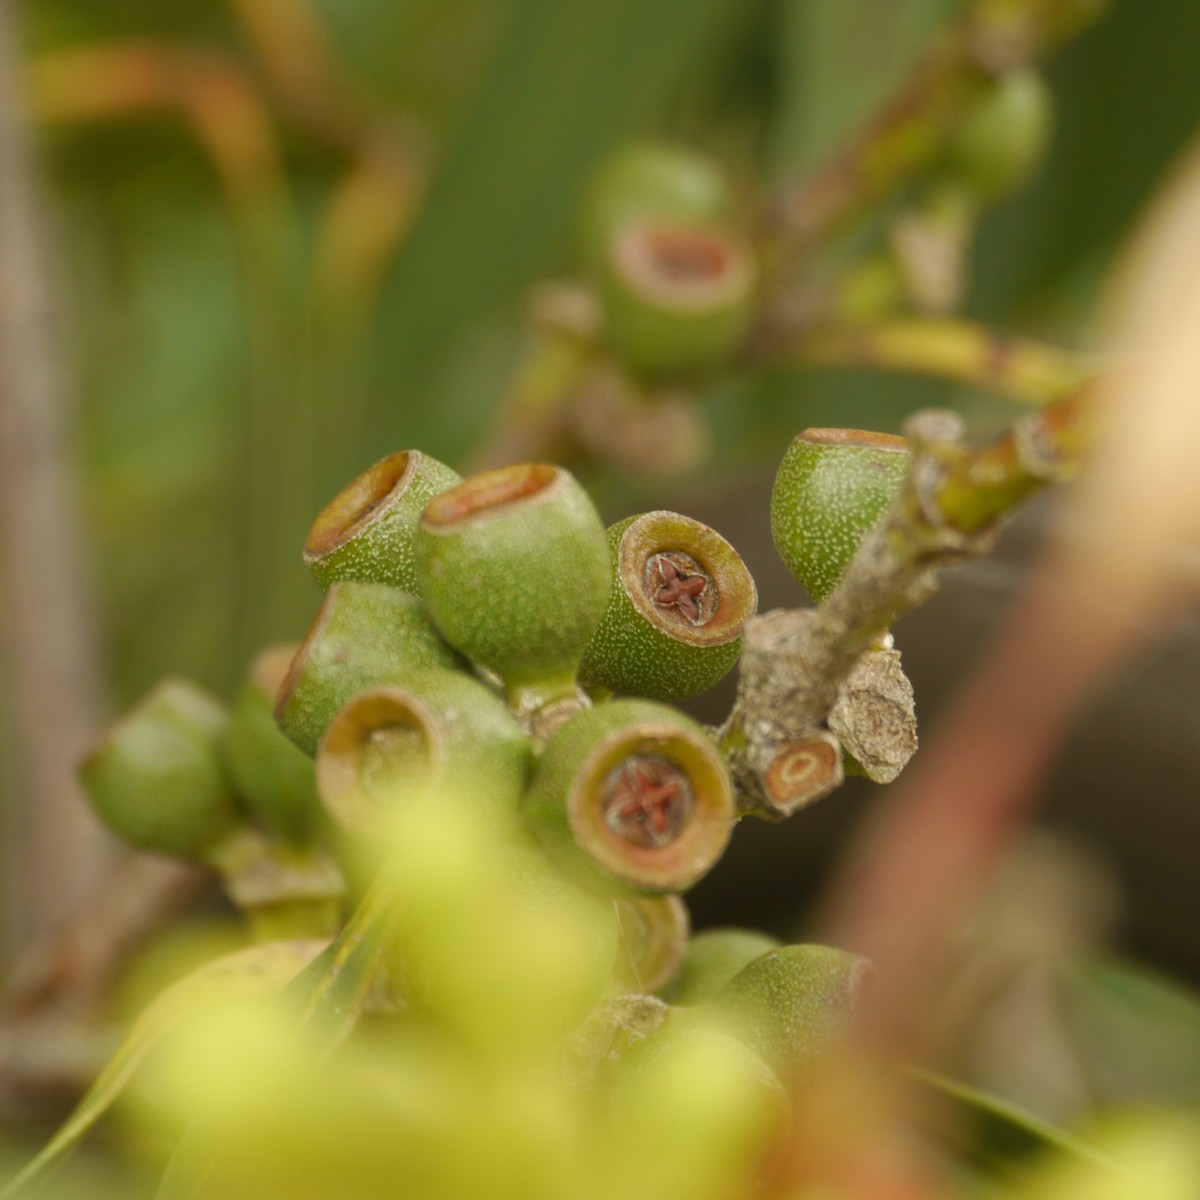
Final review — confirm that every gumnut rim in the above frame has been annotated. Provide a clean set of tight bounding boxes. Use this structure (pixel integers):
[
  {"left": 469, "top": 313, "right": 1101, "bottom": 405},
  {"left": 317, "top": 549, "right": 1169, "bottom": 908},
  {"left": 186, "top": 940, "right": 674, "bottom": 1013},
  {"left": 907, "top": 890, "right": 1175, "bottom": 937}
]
[
  {"left": 795, "top": 428, "right": 909, "bottom": 453},
  {"left": 570, "top": 721, "right": 733, "bottom": 892},
  {"left": 304, "top": 450, "right": 420, "bottom": 559},
  {"left": 420, "top": 463, "right": 562, "bottom": 529},
  {"left": 611, "top": 222, "right": 756, "bottom": 312},
  {"left": 315, "top": 687, "right": 443, "bottom": 833},
  {"left": 622, "top": 511, "right": 757, "bottom": 646}
]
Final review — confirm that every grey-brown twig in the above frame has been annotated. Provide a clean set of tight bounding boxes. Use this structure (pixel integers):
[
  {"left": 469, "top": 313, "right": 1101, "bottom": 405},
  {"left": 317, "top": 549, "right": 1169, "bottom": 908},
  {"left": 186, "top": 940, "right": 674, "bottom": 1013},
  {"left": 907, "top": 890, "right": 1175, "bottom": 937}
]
[{"left": 719, "top": 386, "right": 1095, "bottom": 817}]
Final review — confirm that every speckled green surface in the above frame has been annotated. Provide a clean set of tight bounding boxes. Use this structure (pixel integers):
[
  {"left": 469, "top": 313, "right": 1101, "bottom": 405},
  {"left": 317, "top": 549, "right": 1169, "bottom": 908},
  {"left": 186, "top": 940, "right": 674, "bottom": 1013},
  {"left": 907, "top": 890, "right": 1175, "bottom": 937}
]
[
  {"left": 599, "top": 224, "right": 755, "bottom": 378},
  {"left": 276, "top": 583, "right": 467, "bottom": 756},
  {"left": 414, "top": 468, "right": 610, "bottom": 702},
  {"left": 81, "top": 679, "right": 243, "bottom": 860},
  {"left": 580, "top": 141, "right": 729, "bottom": 277},
  {"left": 770, "top": 432, "right": 910, "bottom": 603},
  {"left": 223, "top": 668, "right": 322, "bottom": 845},
  {"left": 305, "top": 451, "right": 461, "bottom": 593},
  {"left": 580, "top": 512, "right": 755, "bottom": 701},
  {"left": 711, "top": 944, "right": 869, "bottom": 1088},
  {"left": 662, "top": 927, "right": 783, "bottom": 1006},
  {"left": 522, "top": 698, "right": 732, "bottom": 896}
]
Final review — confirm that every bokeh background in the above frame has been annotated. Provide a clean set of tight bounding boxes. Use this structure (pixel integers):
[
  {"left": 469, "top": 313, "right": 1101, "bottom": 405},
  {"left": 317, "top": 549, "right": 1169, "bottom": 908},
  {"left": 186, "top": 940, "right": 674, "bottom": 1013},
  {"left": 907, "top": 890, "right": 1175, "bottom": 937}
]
[{"left": 4, "top": 0, "right": 1200, "bottom": 1027}]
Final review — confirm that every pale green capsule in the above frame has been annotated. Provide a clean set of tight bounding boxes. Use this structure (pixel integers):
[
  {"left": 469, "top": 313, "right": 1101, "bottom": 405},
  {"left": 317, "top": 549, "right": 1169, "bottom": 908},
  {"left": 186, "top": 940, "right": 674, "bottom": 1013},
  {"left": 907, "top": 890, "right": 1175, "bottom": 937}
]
[
  {"left": 275, "top": 583, "right": 467, "bottom": 756},
  {"left": 222, "top": 645, "right": 322, "bottom": 844},
  {"left": 710, "top": 944, "right": 871, "bottom": 1089},
  {"left": 599, "top": 221, "right": 756, "bottom": 378},
  {"left": 81, "top": 679, "right": 242, "bottom": 861},
  {"left": 770, "top": 428, "right": 909, "bottom": 603},
  {"left": 414, "top": 464, "right": 610, "bottom": 713},
  {"left": 580, "top": 141, "right": 730, "bottom": 278}
]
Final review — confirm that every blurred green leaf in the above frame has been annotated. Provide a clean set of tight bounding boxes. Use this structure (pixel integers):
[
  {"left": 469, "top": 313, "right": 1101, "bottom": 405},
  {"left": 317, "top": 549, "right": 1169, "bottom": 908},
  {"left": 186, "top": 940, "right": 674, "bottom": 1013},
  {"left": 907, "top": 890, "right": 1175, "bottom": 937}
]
[
  {"left": 1066, "top": 956, "right": 1200, "bottom": 1107},
  {"left": 369, "top": 0, "right": 744, "bottom": 455},
  {"left": 767, "top": 0, "right": 958, "bottom": 176}
]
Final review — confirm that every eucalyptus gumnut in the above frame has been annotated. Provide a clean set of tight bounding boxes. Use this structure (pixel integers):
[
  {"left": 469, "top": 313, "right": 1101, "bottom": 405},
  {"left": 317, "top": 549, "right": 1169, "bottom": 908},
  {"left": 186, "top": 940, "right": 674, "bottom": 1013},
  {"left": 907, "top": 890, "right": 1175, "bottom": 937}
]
[
  {"left": 612, "top": 894, "right": 691, "bottom": 994},
  {"left": 607, "top": 1024, "right": 790, "bottom": 1199},
  {"left": 598, "top": 221, "right": 757, "bottom": 378},
  {"left": 413, "top": 463, "right": 610, "bottom": 712},
  {"left": 949, "top": 68, "right": 1052, "bottom": 200},
  {"left": 316, "top": 669, "right": 533, "bottom": 833},
  {"left": 770, "top": 428, "right": 910, "bottom": 603},
  {"left": 522, "top": 699, "right": 734, "bottom": 895},
  {"left": 580, "top": 141, "right": 730, "bottom": 277},
  {"left": 303, "top": 450, "right": 461, "bottom": 592},
  {"left": 579, "top": 511, "right": 757, "bottom": 702},
  {"left": 662, "top": 927, "right": 783, "bottom": 1006},
  {"left": 222, "top": 645, "right": 323, "bottom": 844},
  {"left": 80, "top": 679, "right": 243, "bottom": 860},
  {"left": 709, "top": 944, "right": 871, "bottom": 1090},
  {"left": 275, "top": 582, "right": 467, "bottom": 755}
]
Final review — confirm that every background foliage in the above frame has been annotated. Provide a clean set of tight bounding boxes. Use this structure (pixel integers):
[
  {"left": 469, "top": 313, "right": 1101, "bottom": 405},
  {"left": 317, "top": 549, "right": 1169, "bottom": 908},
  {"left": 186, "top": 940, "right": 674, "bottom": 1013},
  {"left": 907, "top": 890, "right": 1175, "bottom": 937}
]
[{"left": 21, "top": 0, "right": 1200, "bottom": 706}]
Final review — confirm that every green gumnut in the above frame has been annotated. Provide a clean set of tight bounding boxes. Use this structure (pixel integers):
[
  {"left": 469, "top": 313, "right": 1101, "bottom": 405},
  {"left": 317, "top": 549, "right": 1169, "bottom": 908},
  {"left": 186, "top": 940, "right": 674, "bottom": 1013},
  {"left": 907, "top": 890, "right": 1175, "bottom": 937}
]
[
  {"left": 414, "top": 464, "right": 610, "bottom": 711},
  {"left": 275, "top": 582, "right": 467, "bottom": 756},
  {"left": 579, "top": 511, "right": 757, "bottom": 702},
  {"left": 770, "top": 428, "right": 910, "bottom": 603},
  {"left": 304, "top": 450, "right": 461, "bottom": 592},
  {"left": 612, "top": 894, "right": 691, "bottom": 994},
  {"left": 949, "top": 68, "right": 1052, "bottom": 201},
  {"left": 581, "top": 141, "right": 730, "bottom": 277},
  {"left": 522, "top": 699, "right": 733, "bottom": 896},
  {"left": 80, "top": 679, "right": 243, "bottom": 860},
  {"left": 316, "top": 668, "right": 533, "bottom": 833},
  {"left": 709, "top": 944, "right": 871, "bottom": 1090},
  {"left": 599, "top": 221, "right": 757, "bottom": 378},
  {"left": 661, "top": 927, "right": 783, "bottom": 1005},
  {"left": 221, "top": 645, "right": 322, "bottom": 844},
  {"left": 607, "top": 1022, "right": 789, "bottom": 1197}
]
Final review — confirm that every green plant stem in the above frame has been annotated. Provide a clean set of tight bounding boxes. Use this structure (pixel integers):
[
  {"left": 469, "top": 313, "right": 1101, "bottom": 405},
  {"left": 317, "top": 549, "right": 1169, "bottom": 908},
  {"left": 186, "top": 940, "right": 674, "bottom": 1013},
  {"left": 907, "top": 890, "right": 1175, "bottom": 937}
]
[
  {"left": 766, "top": 0, "right": 1109, "bottom": 261},
  {"left": 782, "top": 318, "right": 1093, "bottom": 405},
  {"left": 719, "top": 383, "right": 1097, "bottom": 816}
]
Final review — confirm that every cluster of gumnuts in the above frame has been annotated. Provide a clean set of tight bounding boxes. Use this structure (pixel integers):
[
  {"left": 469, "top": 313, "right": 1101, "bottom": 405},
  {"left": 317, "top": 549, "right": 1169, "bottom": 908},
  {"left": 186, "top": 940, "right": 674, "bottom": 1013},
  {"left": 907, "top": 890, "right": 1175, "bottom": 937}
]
[
  {"left": 77, "top": 431, "right": 905, "bottom": 1138},
  {"left": 64, "top": 72, "right": 1052, "bottom": 1175}
]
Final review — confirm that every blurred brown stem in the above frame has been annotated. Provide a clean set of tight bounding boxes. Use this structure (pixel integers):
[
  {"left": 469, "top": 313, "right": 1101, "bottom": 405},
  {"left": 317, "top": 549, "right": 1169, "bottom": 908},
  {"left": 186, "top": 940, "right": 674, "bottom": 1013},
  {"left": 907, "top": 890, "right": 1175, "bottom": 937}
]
[{"left": 0, "top": 0, "right": 114, "bottom": 953}]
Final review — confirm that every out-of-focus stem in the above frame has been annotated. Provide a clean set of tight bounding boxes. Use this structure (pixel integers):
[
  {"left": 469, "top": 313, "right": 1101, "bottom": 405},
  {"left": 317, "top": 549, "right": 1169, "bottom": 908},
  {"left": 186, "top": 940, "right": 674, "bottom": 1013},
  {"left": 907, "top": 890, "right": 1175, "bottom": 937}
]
[
  {"left": 767, "top": 0, "right": 1109, "bottom": 260},
  {"left": 0, "top": 0, "right": 114, "bottom": 951},
  {"left": 781, "top": 318, "right": 1093, "bottom": 406}
]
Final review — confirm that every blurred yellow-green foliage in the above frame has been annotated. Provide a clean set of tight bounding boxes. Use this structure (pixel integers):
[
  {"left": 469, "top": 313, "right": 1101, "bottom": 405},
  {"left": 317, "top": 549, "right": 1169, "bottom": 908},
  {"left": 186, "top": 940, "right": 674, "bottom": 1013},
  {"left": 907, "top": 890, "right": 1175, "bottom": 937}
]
[{"left": 22, "top": 0, "right": 1200, "bottom": 709}]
